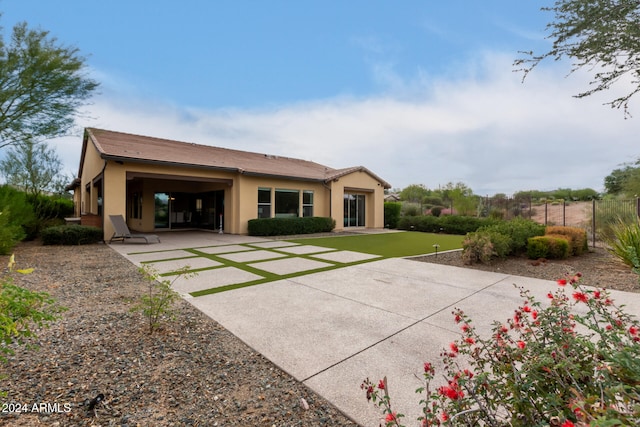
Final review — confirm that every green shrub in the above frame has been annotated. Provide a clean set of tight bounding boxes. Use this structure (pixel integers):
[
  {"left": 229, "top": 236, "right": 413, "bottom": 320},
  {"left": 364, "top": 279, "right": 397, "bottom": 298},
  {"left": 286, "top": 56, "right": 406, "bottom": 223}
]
[
  {"left": 401, "top": 203, "right": 422, "bottom": 217},
  {"left": 527, "top": 236, "right": 570, "bottom": 259},
  {"left": 1, "top": 255, "right": 65, "bottom": 362},
  {"left": 438, "top": 215, "right": 485, "bottom": 235},
  {"left": 0, "top": 209, "right": 26, "bottom": 255},
  {"left": 132, "top": 265, "right": 189, "bottom": 334},
  {"left": 0, "top": 185, "right": 36, "bottom": 241},
  {"left": 479, "top": 217, "right": 545, "bottom": 255},
  {"left": 384, "top": 202, "right": 401, "bottom": 229},
  {"left": 430, "top": 206, "right": 442, "bottom": 217},
  {"left": 546, "top": 225, "right": 588, "bottom": 255},
  {"left": 247, "top": 217, "right": 335, "bottom": 236},
  {"left": 398, "top": 215, "right": 440, "bottom": 233},
  {"left": 40, "top": 225, "right": 103, "bottom": 245},
  {"left": 462, "top": 231, "right": 511, "bottom": 264},
  {"left": 399, "top": 215, "right": 493, "bottom": 235}
]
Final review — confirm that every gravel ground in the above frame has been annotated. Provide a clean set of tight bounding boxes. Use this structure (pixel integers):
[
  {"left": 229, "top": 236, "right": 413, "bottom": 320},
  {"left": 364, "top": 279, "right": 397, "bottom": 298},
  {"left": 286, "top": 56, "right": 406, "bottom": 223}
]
[
  {"left": 1, "top": 241, "right": 637, "bottom": 427},
  {"left": 0, "top": 242, "right": 358, "bottom": 427}
]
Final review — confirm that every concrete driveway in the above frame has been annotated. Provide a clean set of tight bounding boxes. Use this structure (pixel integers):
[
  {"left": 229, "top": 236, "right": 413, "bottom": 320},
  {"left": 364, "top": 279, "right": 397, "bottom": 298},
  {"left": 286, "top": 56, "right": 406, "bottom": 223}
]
[{"left": 110, "top": 231, "right": 640, "bottom": 426}]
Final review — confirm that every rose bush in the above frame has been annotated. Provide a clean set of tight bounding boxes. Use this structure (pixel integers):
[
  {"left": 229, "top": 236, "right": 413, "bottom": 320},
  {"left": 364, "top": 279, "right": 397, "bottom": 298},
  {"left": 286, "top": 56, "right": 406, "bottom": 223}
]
[{"left": 362, "top": 274, "right": 640, "bottom": 426}]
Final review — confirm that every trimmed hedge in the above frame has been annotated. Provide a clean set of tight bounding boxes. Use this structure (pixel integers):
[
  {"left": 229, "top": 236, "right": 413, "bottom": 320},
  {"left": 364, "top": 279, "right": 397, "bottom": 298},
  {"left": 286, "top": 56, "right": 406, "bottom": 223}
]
[
  {"left": 545, "top": 226, "right": 588, "bottom": 255},
  {"left": 398, "top": 215, "right": 492, "bottom": 235},
  {"left": 41, "top": 225, "right": 103, "bottom": 246},
  {"left": 247, "top": 217, "right": 335, "bottom": 236},
  {"left": 527, "top": 235, "right": 570, "bottom": 259},
  {"left": 384, "top": 202, "right": 402, "bottom": 229}
]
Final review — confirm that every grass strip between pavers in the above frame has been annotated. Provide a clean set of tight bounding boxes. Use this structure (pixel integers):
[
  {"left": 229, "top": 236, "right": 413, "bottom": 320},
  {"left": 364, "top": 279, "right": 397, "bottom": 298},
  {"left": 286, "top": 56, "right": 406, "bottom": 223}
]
[
  {"left": 184, "top": 246, "right": 383, "bottom": 296},
  {"left": 133, "top": 233, "right": 463, "bottom": 296}
]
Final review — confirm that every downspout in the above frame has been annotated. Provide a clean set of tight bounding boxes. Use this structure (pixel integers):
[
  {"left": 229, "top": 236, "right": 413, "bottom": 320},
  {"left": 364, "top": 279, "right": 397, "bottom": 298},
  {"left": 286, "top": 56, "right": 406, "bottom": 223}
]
[
  {"left": 323, "top": 181, "right": 332, "bottom": 224},
  {"left": 99, "top": 160, "right": 107, "bottom": 241}
]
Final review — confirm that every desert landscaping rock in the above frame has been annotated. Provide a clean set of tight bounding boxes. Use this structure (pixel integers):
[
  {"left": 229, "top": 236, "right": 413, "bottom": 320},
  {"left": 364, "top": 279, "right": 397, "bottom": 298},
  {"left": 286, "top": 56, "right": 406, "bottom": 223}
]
[{"left": 0, "top": 242, "right": 357, "bottom": 427}]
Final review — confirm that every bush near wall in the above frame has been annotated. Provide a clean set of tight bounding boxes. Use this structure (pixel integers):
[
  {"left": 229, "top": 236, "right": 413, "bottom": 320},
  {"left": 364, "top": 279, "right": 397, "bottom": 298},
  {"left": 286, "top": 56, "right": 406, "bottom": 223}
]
[
  {"left": 545, "top": 225, "right": 588, "bottom": 255},
  {"left": 247, "top": 217, "right": 335, "bottom": 236},
  {"left": 383, "top": 202, "right": 401, "bottom": 229},
  {"left": 41, "top": 225, "right": 103, "bottom": 246},
  {"left": 527, "top": 235, "right": 570, "bottom": 259}
]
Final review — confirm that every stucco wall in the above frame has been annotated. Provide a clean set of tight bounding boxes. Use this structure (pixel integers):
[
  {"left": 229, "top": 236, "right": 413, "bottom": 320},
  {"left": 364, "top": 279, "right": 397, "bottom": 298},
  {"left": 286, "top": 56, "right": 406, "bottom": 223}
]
[{"left": 329, "top": 170, "right": 386, "bottom": 231}]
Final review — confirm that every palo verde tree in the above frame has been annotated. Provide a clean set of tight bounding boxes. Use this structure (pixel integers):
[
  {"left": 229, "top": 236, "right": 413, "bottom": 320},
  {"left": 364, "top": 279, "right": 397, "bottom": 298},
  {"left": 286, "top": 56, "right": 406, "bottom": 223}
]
[
  {"left": 0, "top": 20, "right": 99, "bottom": 149},
  {"left": 0, "top": 138, "right": 64, "bottom": 198},
  {"left": 516, "top": 0, "right": 640, "bottom": 116}
]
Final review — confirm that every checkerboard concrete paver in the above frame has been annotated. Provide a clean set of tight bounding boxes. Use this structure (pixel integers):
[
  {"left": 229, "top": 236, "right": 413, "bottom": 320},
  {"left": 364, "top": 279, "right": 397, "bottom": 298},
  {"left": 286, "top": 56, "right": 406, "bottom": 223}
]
[
  {"left": 276, "top": 245, "right": 336, "bottom": 255},
  {"left": 249, "top": 241, "right": 300, "bottom": 249},
  {"left": 249, "top": 258, "right": 333, "bottom": 275},
  {"left": 126, "top": 250, "right": 195, "bottom": 263},
  {"left": 218, "top": 250, "right": 288, "bottom": 263},
  {"left": 145, "top": 257, "right": 222, "bottom": 274},
  {"left": 196, "top": 245, "right": 253, "bottom": 255},
  {"left": 310, "top": 250, "right": 381, "bottom": 263},
  {"left": 171, "top": 267, "right": 264, "bottom": 294}
]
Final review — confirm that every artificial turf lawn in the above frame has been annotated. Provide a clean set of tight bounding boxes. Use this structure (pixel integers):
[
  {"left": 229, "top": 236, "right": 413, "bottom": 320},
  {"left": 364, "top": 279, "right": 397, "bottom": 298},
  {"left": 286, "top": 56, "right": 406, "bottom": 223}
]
[{"left": 286, "top": 231, "right": 463, "bottom": 258}]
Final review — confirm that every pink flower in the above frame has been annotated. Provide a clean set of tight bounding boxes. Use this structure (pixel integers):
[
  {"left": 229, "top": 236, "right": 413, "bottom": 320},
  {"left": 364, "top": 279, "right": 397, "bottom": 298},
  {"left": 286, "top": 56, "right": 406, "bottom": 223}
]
[
  {"left": 385, "top": 411, "right": 397, "bottom": 422},
  {"left": 557, "top": 279, "right": 567, "bottom": 286},
  {"left": 523, "top": 305, "right": 531, "bottom": 313},
  {"left": 449, "top": 342, "right": 459, "bottom": 354},
  {"left": 441, "top": 411, "right": 449, "bottom": 422},
  {"left": 461, "top": 324, "right": 470, "bottom": 332},
  {"left": 561, "top": 421, "right": 575, "bottom": 427},
  {"left": 378, "top": 379, "right": 385, "bottom": 390},
  {"left": 517, "top": 341, "right": 526, "bottom": 349},
  {"left": 547, "top": 292, "right": 554, "bottom": 299},
  {"left": 465, "top": 337, "right": 475, "bottom": 345},
  {"left": 531, "top": 310, "right": 538, "bottom": 320},
  {"left": 629, "top": 326, "right": 639, "bottom": 336},
  {"left": 423, "top": 362, "right": 434, "bottom": 374}
]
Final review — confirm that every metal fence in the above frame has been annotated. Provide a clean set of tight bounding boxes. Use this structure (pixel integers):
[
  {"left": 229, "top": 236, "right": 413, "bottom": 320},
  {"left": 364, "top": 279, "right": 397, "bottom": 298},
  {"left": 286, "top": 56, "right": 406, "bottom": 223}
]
[{"left": 480, "top": 197, "right": 640, "bottom": 247}]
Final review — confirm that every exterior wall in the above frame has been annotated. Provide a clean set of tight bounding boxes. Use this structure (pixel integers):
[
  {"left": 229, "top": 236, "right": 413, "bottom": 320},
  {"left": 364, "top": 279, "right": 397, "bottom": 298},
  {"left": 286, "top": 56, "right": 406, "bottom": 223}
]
[
  {"left": 235, "top": 175, "right": 330, "bottom": 234},
  {"left": 79, "top": 140, "right": 105, "bottom": 216},
  {"left": 329, "top": 170, "right": 386, "bottom": 231}
]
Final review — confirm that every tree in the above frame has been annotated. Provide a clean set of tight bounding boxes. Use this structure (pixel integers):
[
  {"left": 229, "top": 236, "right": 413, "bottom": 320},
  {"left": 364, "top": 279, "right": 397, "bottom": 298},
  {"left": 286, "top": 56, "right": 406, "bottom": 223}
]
[
  {"left": 0, "top": 21, "right": 99, "bottom": 149},
  {"left": 0, "top": 139, "right": 63, "bottom": 197},
  {"left": 604, "top": 161, "right": 640, "bottom": 195},
  {"left": 399, "top": 184, "right": 430, "bottom": 203},
  {"left": 516, "top": 1, "right": 640, "bottom": 115}
]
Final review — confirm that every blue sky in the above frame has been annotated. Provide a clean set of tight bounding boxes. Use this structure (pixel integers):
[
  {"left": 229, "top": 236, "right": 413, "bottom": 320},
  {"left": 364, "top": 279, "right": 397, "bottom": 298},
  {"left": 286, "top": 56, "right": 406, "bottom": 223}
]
[{"left": 2, "top": 1, "right": 639, "bottom": 195}]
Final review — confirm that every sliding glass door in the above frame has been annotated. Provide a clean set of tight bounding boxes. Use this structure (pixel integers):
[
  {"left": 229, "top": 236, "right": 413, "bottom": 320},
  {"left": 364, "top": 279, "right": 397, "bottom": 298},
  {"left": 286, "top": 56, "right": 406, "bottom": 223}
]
[
  {"left": 154, "top": 192, "right": 170, "bottom": 229},
  {"left": 344, "top": 193, "right": 365, "bottom": 227}
]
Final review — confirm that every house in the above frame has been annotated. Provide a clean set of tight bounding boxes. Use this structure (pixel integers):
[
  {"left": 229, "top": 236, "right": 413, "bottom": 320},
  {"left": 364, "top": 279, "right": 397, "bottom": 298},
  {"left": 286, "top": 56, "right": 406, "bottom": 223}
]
[{"left": 68, "top": 128, "right": 391, "bottom": 240}]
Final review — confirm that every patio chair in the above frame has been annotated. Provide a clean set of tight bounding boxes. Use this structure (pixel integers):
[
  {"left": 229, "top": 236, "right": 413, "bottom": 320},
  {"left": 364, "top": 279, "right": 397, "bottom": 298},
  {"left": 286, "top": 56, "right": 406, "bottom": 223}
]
[{"left": 108, "top": 215, "right": 160, "bottom": 244}]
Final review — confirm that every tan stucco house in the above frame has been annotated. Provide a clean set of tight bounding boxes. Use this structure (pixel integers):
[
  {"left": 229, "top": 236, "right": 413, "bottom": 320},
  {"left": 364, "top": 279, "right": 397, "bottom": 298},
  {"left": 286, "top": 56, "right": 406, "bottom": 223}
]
[{"left": 68, "top": 128, "right": 391, "bottom": 240}]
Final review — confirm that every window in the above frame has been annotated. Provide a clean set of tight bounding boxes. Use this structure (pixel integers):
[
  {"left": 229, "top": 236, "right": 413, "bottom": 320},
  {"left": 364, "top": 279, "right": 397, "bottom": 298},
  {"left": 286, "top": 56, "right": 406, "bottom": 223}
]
[
  {"left": 257, "top": 188, "right": 271, "bottom": 218},
  {"left": 275, "top": 189, "right": 299, "bottom": 217},
  {"left": 303, "top": 191, "right": 314, "bottom": 217}
]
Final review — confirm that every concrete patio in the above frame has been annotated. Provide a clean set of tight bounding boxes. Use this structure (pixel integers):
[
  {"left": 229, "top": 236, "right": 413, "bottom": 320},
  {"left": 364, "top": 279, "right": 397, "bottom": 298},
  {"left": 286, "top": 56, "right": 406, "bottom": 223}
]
[{"left": 109, "top": 231, "right": 640, "bottom": 426}]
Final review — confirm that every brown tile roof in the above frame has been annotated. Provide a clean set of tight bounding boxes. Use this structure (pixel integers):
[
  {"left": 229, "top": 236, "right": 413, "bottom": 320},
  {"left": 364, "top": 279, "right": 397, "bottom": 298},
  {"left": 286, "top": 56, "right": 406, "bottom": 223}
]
[{"left": 84, "top": 128, "right": 391, "bottom": 188}]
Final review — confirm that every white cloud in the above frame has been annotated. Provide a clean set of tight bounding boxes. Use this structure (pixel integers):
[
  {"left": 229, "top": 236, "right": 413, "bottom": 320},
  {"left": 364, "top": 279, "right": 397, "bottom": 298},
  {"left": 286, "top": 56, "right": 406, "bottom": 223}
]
[{"left": 66, "top": 51, "right": 640, "bottom": 196}]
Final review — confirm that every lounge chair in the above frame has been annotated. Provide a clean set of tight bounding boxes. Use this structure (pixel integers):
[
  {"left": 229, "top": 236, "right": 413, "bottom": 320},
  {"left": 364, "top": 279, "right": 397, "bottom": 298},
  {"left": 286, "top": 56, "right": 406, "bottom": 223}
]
[{"left": 108, "top": 215, "right": 160, "bottom": 244}]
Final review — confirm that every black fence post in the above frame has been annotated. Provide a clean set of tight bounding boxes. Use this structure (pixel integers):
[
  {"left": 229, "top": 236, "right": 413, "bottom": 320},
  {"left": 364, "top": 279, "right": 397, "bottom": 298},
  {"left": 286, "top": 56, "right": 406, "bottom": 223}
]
[{"left": 592, "top": 199, "right": 596, "bottom": 248}]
